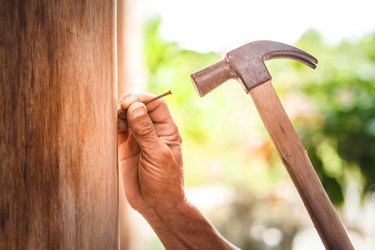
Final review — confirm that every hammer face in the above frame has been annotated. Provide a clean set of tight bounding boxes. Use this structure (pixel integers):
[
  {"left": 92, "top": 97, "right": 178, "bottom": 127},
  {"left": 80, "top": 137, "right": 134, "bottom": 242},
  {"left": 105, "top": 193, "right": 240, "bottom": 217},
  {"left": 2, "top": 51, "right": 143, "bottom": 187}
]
[
  {"left": 191, "top": 59, "right": 235, "bottom": 97},
  {"left": 191, "top": 40, "right": 318, "bottom": 96}
]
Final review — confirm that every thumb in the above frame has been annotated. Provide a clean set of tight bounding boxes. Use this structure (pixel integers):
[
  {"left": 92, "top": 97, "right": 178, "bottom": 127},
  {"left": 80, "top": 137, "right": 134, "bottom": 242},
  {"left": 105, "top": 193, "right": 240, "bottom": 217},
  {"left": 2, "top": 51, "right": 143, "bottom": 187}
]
[{"left": 127, "top": 102, "right": 160, "bottom": 151}]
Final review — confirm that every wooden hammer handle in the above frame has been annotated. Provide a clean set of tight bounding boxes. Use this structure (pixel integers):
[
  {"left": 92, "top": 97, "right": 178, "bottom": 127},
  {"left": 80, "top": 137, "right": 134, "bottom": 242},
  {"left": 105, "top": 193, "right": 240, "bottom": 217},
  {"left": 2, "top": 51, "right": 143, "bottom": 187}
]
[{"left": 250, "top": 80, "right": 354, "bottom": 250}]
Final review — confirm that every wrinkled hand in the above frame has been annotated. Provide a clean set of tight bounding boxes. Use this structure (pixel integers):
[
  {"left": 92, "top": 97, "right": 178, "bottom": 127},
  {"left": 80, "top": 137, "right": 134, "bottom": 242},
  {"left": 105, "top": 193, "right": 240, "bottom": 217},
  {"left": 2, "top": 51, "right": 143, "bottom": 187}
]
[{"left": 118, "top": 93, "right": 185, "bottom": 214}]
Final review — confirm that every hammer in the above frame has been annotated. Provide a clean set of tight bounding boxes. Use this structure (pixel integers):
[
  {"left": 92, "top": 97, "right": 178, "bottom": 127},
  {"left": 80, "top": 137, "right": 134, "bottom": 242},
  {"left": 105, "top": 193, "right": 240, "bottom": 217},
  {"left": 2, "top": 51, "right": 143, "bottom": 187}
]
[{"left": 191, "top": 40, "right": 354, "bottom": 250}]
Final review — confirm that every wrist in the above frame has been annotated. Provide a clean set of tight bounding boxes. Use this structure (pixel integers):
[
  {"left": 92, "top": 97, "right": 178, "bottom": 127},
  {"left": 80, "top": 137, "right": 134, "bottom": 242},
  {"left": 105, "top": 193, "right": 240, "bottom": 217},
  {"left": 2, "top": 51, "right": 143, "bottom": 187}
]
[
  {"left": 153, "top": 194, "right": 189, "bottom": 215},
  {"left": 140, "top": 199, "right": 238, "bottom": 250},
  {"left": 153, "top": 198, "right": 195, "bottom": 232},
  {"left": 137, "top": 198, "right": 189, "bottom": 223}
]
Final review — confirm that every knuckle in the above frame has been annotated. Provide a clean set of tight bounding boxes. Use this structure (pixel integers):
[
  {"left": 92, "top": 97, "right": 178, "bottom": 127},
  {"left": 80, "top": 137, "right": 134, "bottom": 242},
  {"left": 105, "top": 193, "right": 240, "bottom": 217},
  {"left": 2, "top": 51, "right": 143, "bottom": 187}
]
[
  {"left": 159, "top": 146, "right": 170, "bottom": 158},
  {"left": 118, "top": 93, "right": 132, "bottom": 103},
  {"left": 175, "top": 131, "right": 182, "bottom": 144},
  {"left": 132, "top": 118, "right": 154, "bottom": 137},
  {"left": 158, "top": 147, "right": 173, "bottom": 164}
]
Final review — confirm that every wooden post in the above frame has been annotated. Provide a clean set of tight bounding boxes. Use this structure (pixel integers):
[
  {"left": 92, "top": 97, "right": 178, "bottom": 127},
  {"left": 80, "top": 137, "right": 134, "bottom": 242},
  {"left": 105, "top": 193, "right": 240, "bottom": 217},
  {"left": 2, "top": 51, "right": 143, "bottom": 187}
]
[{"left": 0, "top": 1, "right": 118, "bottom": 249}]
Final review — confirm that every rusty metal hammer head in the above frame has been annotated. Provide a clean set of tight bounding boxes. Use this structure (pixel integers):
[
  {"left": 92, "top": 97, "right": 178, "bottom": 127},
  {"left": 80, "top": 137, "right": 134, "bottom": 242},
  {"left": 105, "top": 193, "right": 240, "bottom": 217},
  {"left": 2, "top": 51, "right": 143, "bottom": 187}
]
[{"left": 191, "top": 40, "right": 318, "bottom": 96}]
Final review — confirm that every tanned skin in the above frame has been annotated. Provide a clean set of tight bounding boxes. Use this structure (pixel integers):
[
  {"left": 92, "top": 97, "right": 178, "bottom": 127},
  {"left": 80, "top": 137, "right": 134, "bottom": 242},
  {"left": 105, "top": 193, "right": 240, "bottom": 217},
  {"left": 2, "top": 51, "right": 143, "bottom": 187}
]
[{"left": 118, "top": 93, "right": 237, "bottom": 250}]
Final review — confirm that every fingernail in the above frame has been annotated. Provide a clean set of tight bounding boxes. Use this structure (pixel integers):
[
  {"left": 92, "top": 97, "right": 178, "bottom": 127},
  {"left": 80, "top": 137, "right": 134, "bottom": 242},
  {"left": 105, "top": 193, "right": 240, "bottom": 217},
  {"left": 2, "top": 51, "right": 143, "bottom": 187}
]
[
  {"left": 131, "top": 104, "right": 146, "bottom": 119},
  {"left": 121, "top": 96, "right": 137, "bottom": 110}
]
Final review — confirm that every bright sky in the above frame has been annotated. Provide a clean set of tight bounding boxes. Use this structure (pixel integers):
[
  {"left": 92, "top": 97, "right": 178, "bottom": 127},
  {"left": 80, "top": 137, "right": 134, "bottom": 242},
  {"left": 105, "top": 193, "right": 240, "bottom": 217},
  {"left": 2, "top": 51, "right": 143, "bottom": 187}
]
[{"left": 139, "top": 0, "right": 375, "bottom": 53}]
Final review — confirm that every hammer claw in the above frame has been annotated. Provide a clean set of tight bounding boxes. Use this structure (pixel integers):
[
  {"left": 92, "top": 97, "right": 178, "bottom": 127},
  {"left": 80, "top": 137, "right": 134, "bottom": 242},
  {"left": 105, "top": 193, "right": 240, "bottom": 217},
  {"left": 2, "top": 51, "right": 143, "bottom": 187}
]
[
  {"left": 265, "top": 50, "right": 318, "bottom": 69},
  {"left": 191, "top": 40, "right": 318, "bottom": 93}
]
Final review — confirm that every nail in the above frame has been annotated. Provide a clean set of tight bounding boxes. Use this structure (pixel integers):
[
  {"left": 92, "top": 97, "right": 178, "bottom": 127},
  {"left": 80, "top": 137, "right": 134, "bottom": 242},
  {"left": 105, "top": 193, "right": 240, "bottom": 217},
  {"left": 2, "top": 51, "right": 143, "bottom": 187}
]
[
  {"left": 144, "top": 90, "right": 172, "bottom": 105},
  {"left": 118, "top": 90, "right": 172, "bottom": 119}
]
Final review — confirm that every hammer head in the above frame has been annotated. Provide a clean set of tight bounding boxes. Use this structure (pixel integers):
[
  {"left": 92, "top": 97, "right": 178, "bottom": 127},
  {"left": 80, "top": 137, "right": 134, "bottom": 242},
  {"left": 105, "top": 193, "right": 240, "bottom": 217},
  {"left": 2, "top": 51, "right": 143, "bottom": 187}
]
[{"left": 191, "top": 40, "right": 318, "bottom": 96}]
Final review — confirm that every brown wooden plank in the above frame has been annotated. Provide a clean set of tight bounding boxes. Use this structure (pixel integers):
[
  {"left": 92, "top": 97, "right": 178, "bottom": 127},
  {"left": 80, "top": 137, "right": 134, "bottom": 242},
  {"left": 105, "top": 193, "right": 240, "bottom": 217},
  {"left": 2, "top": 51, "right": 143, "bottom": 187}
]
[{"left": 0, "top": 1, "right": 118, "bottom": 249}]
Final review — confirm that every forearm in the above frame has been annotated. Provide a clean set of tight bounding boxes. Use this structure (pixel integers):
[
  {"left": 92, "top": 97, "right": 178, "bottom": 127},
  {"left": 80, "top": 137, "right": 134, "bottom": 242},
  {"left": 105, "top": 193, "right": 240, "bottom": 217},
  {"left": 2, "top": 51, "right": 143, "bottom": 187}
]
[
  {"left": 141, "top": 201, "right": 238, "bottom": 250},
  {"left": 140, "top": 206, "right": 189, "bottom": 249}
]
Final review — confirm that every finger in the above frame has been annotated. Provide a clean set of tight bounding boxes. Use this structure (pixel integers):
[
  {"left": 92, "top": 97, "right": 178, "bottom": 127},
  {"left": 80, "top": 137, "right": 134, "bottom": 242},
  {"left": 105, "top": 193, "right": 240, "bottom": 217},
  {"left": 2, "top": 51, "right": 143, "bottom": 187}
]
[
  {"left": 127, "top": 102, "right": 161, "bottom": 154},
  {"left": 117, "top": 117, "right": 128, "bottom": 132},
  {"left": 119, "top": 153, "right": 144, "bottom": 211},
  {"left": 117, "top": 130, "right": 128, "bottom": 146},
  {"left": 120, "top": 93, "right": 180, "bottom": 143},
  {"left": 118, "top": 133, "right": 140, "bottom": 160},
  {"left": 120, "top": 94, "right": 170, "bottom": 122},
  {"left": 120, "top": 94, "right": 146, "bottom": 111},
  {"left": 117, "top": 114, "right": 129, "bottom": 146},
  {"left": 118, "top": 93, "right": 133, "bottom": 103}
]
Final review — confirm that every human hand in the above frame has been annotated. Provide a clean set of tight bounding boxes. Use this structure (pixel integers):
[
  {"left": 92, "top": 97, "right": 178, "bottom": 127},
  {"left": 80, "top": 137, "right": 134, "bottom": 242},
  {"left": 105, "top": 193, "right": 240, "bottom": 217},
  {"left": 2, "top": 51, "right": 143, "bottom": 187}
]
[
  {"left": 118, "top": 93, "right": 185, "bottom": 214},
  {"left": 118, "top": 93, "right": 238, "bottom": 250}
]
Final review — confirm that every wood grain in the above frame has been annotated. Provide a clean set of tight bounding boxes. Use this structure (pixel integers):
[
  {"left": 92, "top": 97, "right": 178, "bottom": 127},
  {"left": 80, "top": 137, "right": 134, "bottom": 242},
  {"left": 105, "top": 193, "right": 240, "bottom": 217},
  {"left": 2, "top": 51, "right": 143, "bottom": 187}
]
[
  {"left": 250, "top": 80, "right": 353, "bottom": 250},
  {"left": 0, "top": 1, "right": 118, "bottom": 249}
]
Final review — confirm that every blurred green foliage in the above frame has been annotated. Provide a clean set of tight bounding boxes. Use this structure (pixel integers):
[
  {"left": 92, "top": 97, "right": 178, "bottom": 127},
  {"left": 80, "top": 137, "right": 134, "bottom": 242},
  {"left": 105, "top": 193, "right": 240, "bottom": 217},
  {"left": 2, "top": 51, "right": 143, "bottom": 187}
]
[
  {"left": 144, "top": 17, "right": 220, "bottom": 144},
  {"left": 144, "top": 18, "right": 375, "bottom": 206},
  {"left": 143, "top": 18, "right": 284, "bottom": 189},
  {"left": 293, "top": 31, "right": 375, "bottom": 205}
]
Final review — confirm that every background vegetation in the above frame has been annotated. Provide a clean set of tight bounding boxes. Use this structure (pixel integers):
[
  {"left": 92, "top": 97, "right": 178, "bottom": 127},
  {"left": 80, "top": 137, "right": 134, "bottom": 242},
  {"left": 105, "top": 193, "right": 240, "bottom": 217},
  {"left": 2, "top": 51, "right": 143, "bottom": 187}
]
[{"left": 143, "top": 18, "right": 375, "bottom": 249}]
